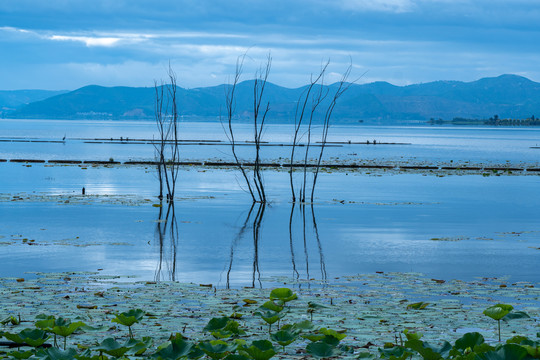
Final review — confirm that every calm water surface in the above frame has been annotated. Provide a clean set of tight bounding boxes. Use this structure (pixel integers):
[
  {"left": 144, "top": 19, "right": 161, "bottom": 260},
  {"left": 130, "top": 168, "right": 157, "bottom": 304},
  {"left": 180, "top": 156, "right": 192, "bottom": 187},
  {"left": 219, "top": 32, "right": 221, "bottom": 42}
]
[{"left": 0, "top": 119, "right": 539, "bottom": 286}]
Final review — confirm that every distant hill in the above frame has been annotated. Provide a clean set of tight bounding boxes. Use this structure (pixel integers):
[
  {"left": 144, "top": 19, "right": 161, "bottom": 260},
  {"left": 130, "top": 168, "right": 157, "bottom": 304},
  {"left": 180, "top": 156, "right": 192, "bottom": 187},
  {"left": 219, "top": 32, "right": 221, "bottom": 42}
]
[
  {"left": 0, "top": 89, "right": 68, "bottom": 112},
  {"left": 5, "top": 75, "right": 540, "bottom": 123}
]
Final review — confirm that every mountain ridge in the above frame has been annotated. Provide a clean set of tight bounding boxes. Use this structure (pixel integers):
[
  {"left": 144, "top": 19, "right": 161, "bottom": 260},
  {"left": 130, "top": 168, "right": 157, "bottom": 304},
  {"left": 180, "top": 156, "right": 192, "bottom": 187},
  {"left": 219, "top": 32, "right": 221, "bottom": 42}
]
[{"left": 3, "top": 74, "right": 539, "bottom": 123}]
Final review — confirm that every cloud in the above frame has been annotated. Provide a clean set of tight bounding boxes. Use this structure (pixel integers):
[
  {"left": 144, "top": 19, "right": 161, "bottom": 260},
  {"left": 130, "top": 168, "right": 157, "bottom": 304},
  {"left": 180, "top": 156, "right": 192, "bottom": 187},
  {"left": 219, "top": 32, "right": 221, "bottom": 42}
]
[{"left": 49, "top": 35, "right": 122, "bottom": 47}]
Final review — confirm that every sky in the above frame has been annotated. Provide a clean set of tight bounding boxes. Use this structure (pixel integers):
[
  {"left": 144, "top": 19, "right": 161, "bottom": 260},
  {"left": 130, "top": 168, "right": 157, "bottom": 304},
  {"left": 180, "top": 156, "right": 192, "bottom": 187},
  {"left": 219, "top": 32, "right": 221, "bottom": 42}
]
[{"left": 1, "top": 0, "right": 540, "bottom": 90}]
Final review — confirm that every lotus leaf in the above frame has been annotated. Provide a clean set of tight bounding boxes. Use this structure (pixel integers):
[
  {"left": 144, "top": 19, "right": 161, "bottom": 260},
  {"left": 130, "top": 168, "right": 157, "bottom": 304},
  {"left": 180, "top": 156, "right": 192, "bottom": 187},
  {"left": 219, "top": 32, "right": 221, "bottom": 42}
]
[
  {"left": 223, "top": 355, "right": 250, "bottom": 360},
  {"left": 306, "top": 341, "right": 335, "bottom": 358},
  {"left": 4, "top": 350, "right": 34, "bottom": 360},
  {"left": 198, "top": 340, "right": 238, "bottom": 360},
  {"left": 502, "top": 311, "right": 530, "bottom": 322},
  {"left": 318, "top": 328, "right": 346, "bottom": 344},
  {"left": 253, "top": 310, "right": 285, "bottom": 326},
  {"left": 112, "top": 308, "right": 145, "bottom": 327},
  {"left": 151, "top": 337, "right": 193, "bottom": 360},
  {"left": 292, "top": 320, "right": 314, "bottom": 331},
  {"left": 483, "top": 304, "right": 514, "bottom": 321},
  {"left": 241, "top": 340, "right": 276, "bottom": 360},
  {"left": 35, "top": 315, "right": 56, "bottom": 330},
  {"left": 3, "top": 328, "right": 49, "bottom": 347},
  {"left": 270, "top": 329, "right": 297, "bottom": 347},
  {"left": 268, "top": 288, "right": 297, "bottom": 304},
  {"left": 407, "top": 302, "right": 430, "bottom": 310},
  {"left": 453, "top": 332, "right": 485, "bottom": 352},
  {"left": 94, "top": 337, "right": 144, "bottom": 357},
  {"left": 259, "top": 301, "right": 283, "bottom": 313},
  {"left": 204, "top": 317, "right": 230, "bottom": 332},
  {"left": 33, "top": 347, "right": 77, "bottom": 360},
  {"left": 475, "top": 343, "right": 529, "bottom": 360},
  {"left": 405, "top": 338, "right": 452, "bottom": 360},
  {"left": 2, "top": 315, "right": 21, "bottom": 325},
  {"left": 378, "top": 345, "right": 413, "bottom": 360}
]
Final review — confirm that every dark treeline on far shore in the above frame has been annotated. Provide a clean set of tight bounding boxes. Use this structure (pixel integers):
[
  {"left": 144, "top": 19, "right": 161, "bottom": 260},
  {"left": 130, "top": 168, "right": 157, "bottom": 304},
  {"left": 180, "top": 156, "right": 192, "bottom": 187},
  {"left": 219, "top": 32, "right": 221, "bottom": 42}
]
[{"left": 429, "top": 114, "right": 540, "bottom": 126}]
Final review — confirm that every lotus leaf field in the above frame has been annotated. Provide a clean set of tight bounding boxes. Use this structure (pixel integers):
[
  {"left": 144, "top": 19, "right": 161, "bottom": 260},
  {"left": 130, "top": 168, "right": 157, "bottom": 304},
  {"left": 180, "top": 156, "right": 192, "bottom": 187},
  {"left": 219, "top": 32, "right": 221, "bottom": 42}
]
[{"left": 1, "top": 271, "right": 539, "bottom": 359}]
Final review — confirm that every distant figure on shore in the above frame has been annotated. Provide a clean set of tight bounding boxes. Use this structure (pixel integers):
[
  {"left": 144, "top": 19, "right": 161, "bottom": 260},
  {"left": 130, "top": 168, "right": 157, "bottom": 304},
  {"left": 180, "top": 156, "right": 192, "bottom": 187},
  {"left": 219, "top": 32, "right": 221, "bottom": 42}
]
[
  {"left": 367, "top": 140, "right": 370, "bottom": 144},
  {"left": 373, "top": 139, "right": 377, "bottom": 144},
  {"left": 82, "top": 187, "right": 85, "bottom": 195}
]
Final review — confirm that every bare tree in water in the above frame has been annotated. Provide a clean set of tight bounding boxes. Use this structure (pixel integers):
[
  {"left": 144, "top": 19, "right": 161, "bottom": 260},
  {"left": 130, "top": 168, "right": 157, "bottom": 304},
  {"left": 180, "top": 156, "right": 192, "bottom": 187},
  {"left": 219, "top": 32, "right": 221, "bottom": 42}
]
[
  {"left": 154, "top": 65, "right": 181, "bottom": 202},
  {"left": 289, "top": 62, "right": 353, "bottom": 203},
  {"left": 223, "top": 54, "right": 271, "bottom": 203}
]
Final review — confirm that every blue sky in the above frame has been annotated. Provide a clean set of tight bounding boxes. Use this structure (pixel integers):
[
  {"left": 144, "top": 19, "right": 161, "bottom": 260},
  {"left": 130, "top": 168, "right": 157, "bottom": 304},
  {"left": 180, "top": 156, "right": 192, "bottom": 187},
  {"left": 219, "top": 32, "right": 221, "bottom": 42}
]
[{"left": 1, "top": 0, "right": 539, "bottom": 90}]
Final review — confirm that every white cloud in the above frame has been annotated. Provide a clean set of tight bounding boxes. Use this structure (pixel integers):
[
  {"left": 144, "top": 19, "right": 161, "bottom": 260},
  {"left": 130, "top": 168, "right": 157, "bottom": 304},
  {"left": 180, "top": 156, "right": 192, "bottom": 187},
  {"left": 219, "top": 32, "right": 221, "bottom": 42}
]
[{"left": 49, "top": 35, "right": 122, "bottom": 47}]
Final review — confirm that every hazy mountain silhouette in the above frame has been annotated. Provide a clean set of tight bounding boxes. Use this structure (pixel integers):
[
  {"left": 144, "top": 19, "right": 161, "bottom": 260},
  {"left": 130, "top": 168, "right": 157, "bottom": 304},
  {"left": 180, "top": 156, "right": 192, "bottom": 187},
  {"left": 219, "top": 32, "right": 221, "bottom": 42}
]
[{"left": 5, "top": 75, "right": 540, "bottom": 123}]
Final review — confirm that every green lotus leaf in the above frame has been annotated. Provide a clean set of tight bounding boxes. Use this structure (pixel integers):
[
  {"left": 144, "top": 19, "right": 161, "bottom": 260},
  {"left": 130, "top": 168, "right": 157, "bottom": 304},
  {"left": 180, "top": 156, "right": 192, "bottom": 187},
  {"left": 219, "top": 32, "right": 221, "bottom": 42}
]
[
  {"left": 302, "top": 333, "right": 325, "bottom": 342},
  {"left": 187, "top": 345, "right": 205, "bottom": 359},
  {"left": 502, "top": 311, "right": 530, "bottom": 322},
  {"left": 270, "top": 329, "right": 297, "bottom": 347},
  {"left": 306, "top": 341, "right": 335, "bottom": 358},
  {"left": 307, "top": 302, "right": 327, "bottom": 309},
  {"left": 111, "top": 309, "right": 145, "bottom": 327},
  {"left": 319, "top": 328, "right": 346, "bottom": 341},
  {"left": 292, "top": 320, "right": 314, "bottom": 331},
  {"left": 475, "top": 343, "right": 529, "bottom": 360},
  {"left": 80, "top": 324, "right": 109, "bottom": 332},
  {"left": 259, "top": 301, "right": 283, "bottom": 313},
  {"left": 152, "top": 337, "right": 193, "bottom": 360},
  {"left": 52, "top": 320, "right": 86, "bottom": 338},
  {"left": 405, "top": 338, "right": 451, "bottom": 360},
  {"left": 242, "top": 340, "right": 276, "bottom": 360},
  {"left": 199, "top": 340, "right": 238, "bottom": 360},
  {"left": 204, "top": 317, "right": 230, "bottom": 332},
  {"left": 454, "top": 332, "right": 485, "bottom": 352},
  {"left": 253, "top": 310, "right": 284, "bottom": 325},
  {"left": 2, "top": 315, "right": 21, "bottom": 326},
  {"left": 223, "top": 355, "right": 249, "bottom": 360},
  {"left": 407, "top": 302, "right": 430, "bottom": 310},
  {"left": 94, "top": 337, "right": 142, "bottom": 357},
  {"left": 126, "top": 337, "right": 153, "bottom": 356},
  {"left": 378, "top": 345, "right": 413, "bottom": 360},
  {"left": 483, "top": 304, "right": 514, "bottom": 321},
  {"left": 269, "top": 288, "right": 297, "bottom": 303},
  {"left": 3, "top": 329, "right": 49, "bottom": 347},
  {"left": 5, "top": 350, "right": 34, "bottom": 360},
  {"left": 33, "top": 347, "right": 78, "bottom": 360},
  {"left": 403, "top": 329, "right": 422, "bottom": 341}
]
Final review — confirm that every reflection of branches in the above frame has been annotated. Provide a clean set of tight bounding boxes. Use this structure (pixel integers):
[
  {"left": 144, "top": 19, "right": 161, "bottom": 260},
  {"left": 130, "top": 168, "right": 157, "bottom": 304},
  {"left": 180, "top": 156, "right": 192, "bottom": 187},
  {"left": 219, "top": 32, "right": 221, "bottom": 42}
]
[
  {"left": 154, "top": 202, "right": 179, "bottom": 282},
  {"left": 252, "top": 203, "right": 265, "bottom": 288},
  {"left": 288, "top": 204, "right": 300, "bottom": 279},
  {"left": 301, "top": 204, "right": 310, "bottom": 281},
  {"left": 225, "top": 202, "right": 265, "bottom": 289},
  {"left": 310, "top": 204, "right": 327, "bottom": 282},
  {"left": 288, "top": 203, "right": 327, "bottom": 284},
  {"left": 226, "top": 203, "right": 256, "bottom": 289}
]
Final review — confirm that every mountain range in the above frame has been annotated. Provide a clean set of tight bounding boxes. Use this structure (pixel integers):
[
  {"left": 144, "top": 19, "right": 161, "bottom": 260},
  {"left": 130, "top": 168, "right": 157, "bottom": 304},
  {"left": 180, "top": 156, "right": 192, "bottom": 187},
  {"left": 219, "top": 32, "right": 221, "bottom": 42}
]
[{"left": 2, "top": 74, "right": 539, "bottom": 123}]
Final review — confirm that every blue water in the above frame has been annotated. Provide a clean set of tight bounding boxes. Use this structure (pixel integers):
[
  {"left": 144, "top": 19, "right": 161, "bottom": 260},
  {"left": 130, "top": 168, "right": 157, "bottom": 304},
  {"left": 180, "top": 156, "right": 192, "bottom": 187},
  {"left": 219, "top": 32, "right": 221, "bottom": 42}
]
[
  {"left": 1, "top": 119, "right": 539, "bottom": 165},
  {"left": 0, "top": 120, "right": 539, "bottom": 286}
]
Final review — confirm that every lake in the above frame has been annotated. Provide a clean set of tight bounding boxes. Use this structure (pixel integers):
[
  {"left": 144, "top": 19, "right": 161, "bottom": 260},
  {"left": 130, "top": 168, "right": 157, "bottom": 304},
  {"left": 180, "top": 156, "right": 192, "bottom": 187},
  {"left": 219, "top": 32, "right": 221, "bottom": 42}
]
[{"left": 0, "top": 119, "right": 539, "bottom": 287}]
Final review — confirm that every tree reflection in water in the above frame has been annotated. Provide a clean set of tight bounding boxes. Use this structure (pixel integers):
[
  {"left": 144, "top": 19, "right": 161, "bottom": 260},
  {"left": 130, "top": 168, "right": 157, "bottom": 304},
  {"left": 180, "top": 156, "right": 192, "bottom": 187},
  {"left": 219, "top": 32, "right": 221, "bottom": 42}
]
[
  {"left": 154, "top": 202, "right": 178, "bottom": 281},
  {"left": 226, "top": 202, "right": 327, "bottom": 289}
]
